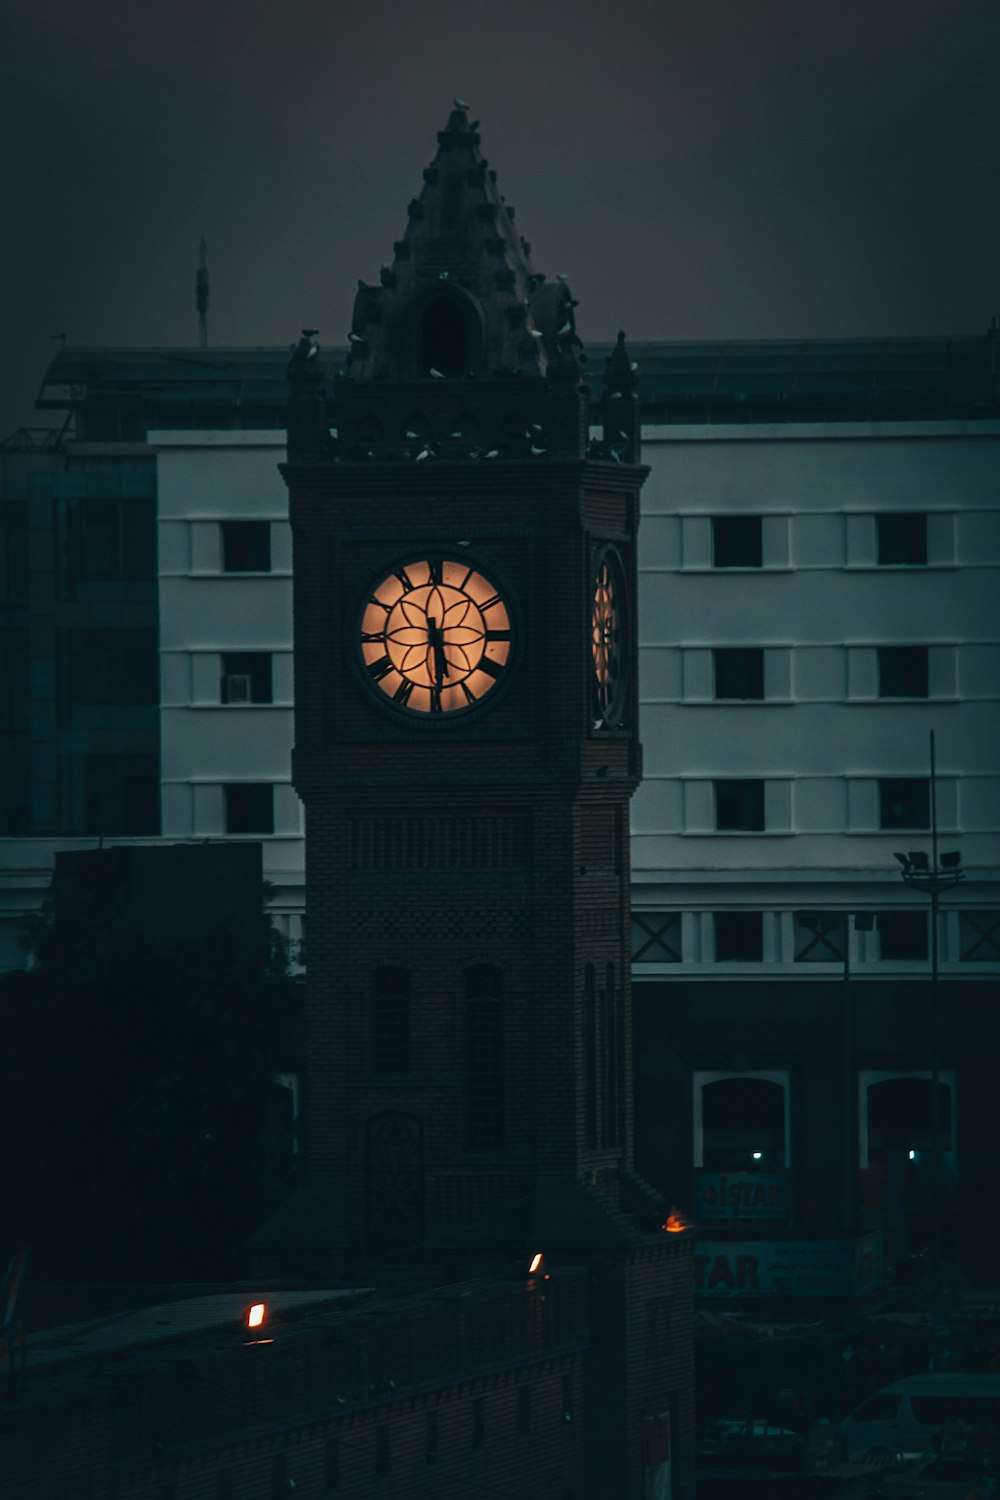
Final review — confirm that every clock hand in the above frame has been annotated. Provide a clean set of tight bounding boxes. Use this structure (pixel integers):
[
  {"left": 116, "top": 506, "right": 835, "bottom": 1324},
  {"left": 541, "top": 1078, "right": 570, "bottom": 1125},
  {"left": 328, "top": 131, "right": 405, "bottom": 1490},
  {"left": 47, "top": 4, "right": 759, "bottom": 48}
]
[{"left": 427, "top": 616, "right": 449, "bottom": 684}]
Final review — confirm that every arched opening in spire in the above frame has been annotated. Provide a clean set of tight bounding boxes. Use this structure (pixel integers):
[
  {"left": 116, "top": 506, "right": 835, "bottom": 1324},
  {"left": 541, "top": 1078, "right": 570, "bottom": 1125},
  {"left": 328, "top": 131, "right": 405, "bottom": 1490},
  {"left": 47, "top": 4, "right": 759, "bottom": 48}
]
[{"left": 411, "top": 292, "right": 479, "bottom": 377}]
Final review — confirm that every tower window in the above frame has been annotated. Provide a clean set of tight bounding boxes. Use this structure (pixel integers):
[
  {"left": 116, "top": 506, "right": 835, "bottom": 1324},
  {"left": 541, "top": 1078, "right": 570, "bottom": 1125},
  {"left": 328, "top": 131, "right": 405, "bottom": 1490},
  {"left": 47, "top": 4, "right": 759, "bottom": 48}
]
[
  {"left": 879, "top": 778, "right": 930, "bottom": 830},
  {"left": 715, "top": 779, "right": 765, "bottom": 831},
  {"left": 374, "top": 967, "right": 410, "bottom": 1073},
  {"left": 224, "top": 782, "right": 274, "bottom": 834},
  {"left": 222, "top": 521, "right": 271, "bottom": 572},
  {"left": 415, "top": 295, "right": 473, "bottom": 376},
  {"left": 714, "top": 648, "right": 764, "bottom": 699},
  {"left": 465, "top": 965, "right": 503, "bottom": 1148},
  {"left": 877, "top": 513, "right": 927, "bottom": 565},
  {"left": 712, "top": 516, "right": 762, "bottom": 568},
  {"left": 959, "top": 911, "right": 1000, "bottom": 962},
  {"left": 878, "top": 646, "right": 928, "bottom": 698},
  {"left": 714, "top": 912, "right": 764, "bottom": 961}
]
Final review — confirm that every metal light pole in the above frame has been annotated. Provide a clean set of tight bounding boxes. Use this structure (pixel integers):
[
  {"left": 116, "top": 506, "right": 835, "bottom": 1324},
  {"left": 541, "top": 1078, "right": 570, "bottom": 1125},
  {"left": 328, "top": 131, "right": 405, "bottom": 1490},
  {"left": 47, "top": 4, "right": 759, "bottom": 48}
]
[{"left": 894, "top": 730, "right": 963, "bottom": 1369}]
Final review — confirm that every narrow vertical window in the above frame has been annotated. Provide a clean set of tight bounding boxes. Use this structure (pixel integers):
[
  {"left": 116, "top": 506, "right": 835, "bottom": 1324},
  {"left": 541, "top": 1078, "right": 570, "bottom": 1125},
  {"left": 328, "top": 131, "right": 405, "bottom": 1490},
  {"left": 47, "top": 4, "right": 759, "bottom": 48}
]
[
  {"left": 324, "top": 1437, "right": 340, "bottom": 1492},
  {"left": 375, "top": 1424, "right": 390, "bottom": 1478},
  {"left": 425, "top": 1410, "right": 439, "bottom": 1464},
  {"left": 584, "top": 964, "right": 597, "bottom": 1149},
  {"left": 517, "top": 1384, "right": 531, "bottom": 1437},
  {"left": 472, "top": 1396, "right": 486, "bottom": 1449},
  {"left": 465, "top": 965, "right": 504, "bottom": 1148},
  {"left": 374, "top": 967, "right": 410, "bottom": 1072}
]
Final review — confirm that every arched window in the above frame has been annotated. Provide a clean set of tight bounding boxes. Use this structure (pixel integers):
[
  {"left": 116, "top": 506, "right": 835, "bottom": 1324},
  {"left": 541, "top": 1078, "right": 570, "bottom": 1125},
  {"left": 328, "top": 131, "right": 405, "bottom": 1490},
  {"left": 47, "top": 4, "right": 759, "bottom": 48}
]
[
  {"left": 700, "top": 1076, "right": 787, "bottom": 1171},
  {"left": 465, "top": 964, "right": 503, "bottom": 1149},
  {"left": 415, "top": 295, "right": 473, "bottom": 376},
  {"left": 374, "top": 966, "right": 410, "bottom": 1073}
]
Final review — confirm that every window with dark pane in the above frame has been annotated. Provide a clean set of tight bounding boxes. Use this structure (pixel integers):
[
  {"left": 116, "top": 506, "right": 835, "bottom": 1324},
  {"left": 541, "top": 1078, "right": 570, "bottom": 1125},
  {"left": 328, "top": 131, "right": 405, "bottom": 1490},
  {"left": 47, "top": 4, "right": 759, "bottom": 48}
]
[
  {"left": 632, "top": 912, "right": 681, "bottom": 962},
  {"left": 878, "top": 778, "right": 930, "bottom": 830},
  {"left": 0, "top": 499, "right": 28, "bottom": 602},
  {"left": 714, "top": 647, "right": 764, "bottom": 699},
  {"left": 222, "top": 520, "right": 271, "bottom": 572},
  {"left": 712, "top": 516, "right": 762, "bottom": 567},
  {"left": 374, "top": 966, "right": 410, "bottom": 1073},
  {"left": 794, "top": 912, "right": 846, "bottom": 962},
  {"left": 715, "top": 779, "right": 765, "bottom": 831},
  {"left": 221, "top": 651, "right": 273, "bottom": 704},
  {"left": 877, "top": 512, "right": 927, "bottom": 565},
  {"left": 878, "top": 911, "right": 928, "bottom": 961},
  {"left": 584, "top": 963, "right": 597, "bottom": 1149},
  {"left": 878, "top": 646, "right": 928, "bottom": 698},
  {"left": 959, "top": 911, "right": 1000, "bottom": 962},
  {"left": 224, "top": 782, "right": 274, "bottom": 834},
  {"left": 73, "top": 628, "right": 158, "bottom": 705},
  {"left": 702, "top": 1075, "right": 785, "bottom": 1169},
  {"left": 714, "top": 911, "right": 764, "bottom": 961},
  {"left": 465, "top": 965, "right": 504, "bottom": 1149},
  {"left": 84, "top": 753, "right": 159, "bottom": 835}
]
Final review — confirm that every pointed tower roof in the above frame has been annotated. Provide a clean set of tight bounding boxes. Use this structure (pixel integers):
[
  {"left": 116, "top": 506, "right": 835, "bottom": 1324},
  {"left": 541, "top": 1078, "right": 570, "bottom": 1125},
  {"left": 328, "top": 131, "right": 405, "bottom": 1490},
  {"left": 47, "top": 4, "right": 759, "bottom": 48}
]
[{"left": 343, "top": 102, "right": 585, "bottom": 386}]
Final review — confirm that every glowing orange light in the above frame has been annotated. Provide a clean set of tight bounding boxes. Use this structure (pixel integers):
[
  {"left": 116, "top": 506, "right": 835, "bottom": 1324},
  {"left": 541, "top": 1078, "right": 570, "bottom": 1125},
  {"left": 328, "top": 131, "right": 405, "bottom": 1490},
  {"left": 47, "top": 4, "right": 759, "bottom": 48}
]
[
  {"left": 247, "top": 1302, "right": 266, "bottom": 1329},
  {"left": 662, "top": 1206, "right": 693, "bottom": 1234},
  {"left": 528, "top": 1252, "right": 543, "bottom": 1275}
]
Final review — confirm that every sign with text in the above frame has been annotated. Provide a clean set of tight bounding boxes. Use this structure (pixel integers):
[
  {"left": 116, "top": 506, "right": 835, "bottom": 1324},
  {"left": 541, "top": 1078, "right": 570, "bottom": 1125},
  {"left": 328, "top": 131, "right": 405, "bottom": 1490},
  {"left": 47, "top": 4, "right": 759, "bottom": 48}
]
[
  {"left": 695, "top": 1170, "right": 789, "bottom": 1222},
  {"left": 694, "top": 1232, "right": 884, "bottom": 1298}
]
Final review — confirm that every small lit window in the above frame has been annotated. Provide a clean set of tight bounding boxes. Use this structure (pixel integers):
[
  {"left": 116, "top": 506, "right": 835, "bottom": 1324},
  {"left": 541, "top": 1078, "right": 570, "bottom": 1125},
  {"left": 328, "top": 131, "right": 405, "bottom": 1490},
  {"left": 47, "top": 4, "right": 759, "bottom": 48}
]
[
  {"left": 878, "top": 647, "right": 928, "bottom": 698},
  {"left": 712, "top": 516, "right": 762, "bottom": 568},
  {"left": 715, "top": 779, "right": 765, "bottom": 832},
  {"left": 877, "top": 513, "right": 927, "bottom": 566},
  {"left": 224, "top": 782, "right": 274, "bottom": 834},
  {"left": 959, "top": 911, "right": 1000, "bottom": 962},
  {"left": 714, "top": 648, "right": 764, "bottom": 699},
  {"left": 878, "top": 911, "right": 928, "bottom": 961},
  {"left": 878, "top": 778, "right": 930, "bottom": 830},
  {"left": 222, "top": 521, "right": 271, "bottom": 572},
  {"left": 714, "top": 912, "right": 763, "bottom": 962}
]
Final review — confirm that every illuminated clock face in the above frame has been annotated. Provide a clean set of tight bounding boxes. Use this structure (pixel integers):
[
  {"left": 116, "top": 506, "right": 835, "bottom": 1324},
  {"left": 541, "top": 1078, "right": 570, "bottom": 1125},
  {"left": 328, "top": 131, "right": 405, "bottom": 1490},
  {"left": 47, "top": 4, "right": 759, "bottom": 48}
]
[
  {"left": 360, "top": 558, "right": 512, "bottom": 715},
  {"left": 592, "top": 550, "right": 627, "bottom": 726}
]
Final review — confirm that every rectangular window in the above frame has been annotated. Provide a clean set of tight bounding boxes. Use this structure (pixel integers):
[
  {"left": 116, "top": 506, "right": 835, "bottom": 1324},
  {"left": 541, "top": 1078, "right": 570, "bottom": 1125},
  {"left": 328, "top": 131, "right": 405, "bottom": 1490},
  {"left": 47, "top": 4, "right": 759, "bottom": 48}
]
[
  {"left": 224, "top": 782, "right": 274, "bottom": 834},
  {"left": 375, "top": 1424, "right": 390, "bottom": 1478},
  {"left": 959, "top": 911, "right": 1000, "bottom": 962},
  {"left": 84, "top": 753, "right": 159, "bottom": 835},
  {"left": 517, "top": 1384, "right": 531, "bottom": 1437},
  {"left": 715, "top": 779, "right": 765, "bottom": 832},
  {"left": 425, "top": 1411, "right": 439, "bottom": 1465},
  {"left": 714, "top": 647, "right": 764, "bottom": 699},
  {"left": 222, "top": 521, "right": 271, "bottom": 572},
  {"left": 221, "top": 651, "right": 273, "bottom": 704},
  {"left": 794, "top": 912, "right": 846, "bottom": 962},
  {"left": 878, "top": 646, "right": 928, "bottom": 698},
  {"left": 712, "top": 516, "right": 762, "bottom": 568},
  {"left": 0, "top": 626, "right": 30, "bottom": 731},
  {"left": 879, "top": 778, "right": 930, "bottom": 830},
  {"left": 374, "top": 968, "right": 411, "bottom": 1073},
  {"left": 77, "top": 498, "right": 156, "bottom": 581},
  {"left": 878, "top": 911, "right": 928, "bottom": 961},
  {"left": 73, "top": 628, "right": 158, "bottom": 705},
  {"left": 324, "top": 1437, "right": 340, "bottom": 1493},
  {"left": 632, "top": 912, "right": 681, "bottom": 963},
  {"left": 877, "top": 513, "right": 927, "bottom": 565},
  {"left": 714, "top": 912, "right": 763, "bottom": 962},
  {"left": 472, "top": 1397, "right": 486, "bottom": 1449},
  {"left": 0, "top": 499, "right": 28, "bottom": 603}
]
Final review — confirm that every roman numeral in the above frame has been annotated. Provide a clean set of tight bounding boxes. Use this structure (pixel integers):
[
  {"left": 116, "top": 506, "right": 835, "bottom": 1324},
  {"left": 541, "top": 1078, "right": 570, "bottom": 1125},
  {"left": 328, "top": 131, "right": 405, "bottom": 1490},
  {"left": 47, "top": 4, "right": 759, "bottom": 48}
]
[
  {"left": 393, "top": 679, "right": 414, "bottom": 705},
  {"left": 394, "top": 568, "right": 415, "bottom": 591},
  {"left": 484, "top": 629, "right": 511, "bottom": 642},
  {"left": 458, "top": 567, "right": 474, "bottom": 591},
  {"left": 478, "top": 593, "right": 502, "bottom": 612},
  {"left": 428, "top": 558, "right": 443, "bottom": 584},
  {"left": 430, "top": 686, "right": 442, "bottom": 713},
  {"left": 479, "top": 656, "right": 503, "bottom": 680},
  {"left": 361, "top": 632, "right": 385, "bottom": 643},
  {"left": 367, "top": 655, "right": 393, "bottom": 682},
  {"left": 460, "top": 680, "right": 476, "bottom": 704}
]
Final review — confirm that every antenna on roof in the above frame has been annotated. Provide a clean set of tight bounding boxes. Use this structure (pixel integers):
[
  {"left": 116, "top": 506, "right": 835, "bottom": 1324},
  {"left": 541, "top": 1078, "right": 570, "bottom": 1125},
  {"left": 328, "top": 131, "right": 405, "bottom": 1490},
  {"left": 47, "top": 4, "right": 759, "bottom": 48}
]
[{"left": 196, "top": 235, "right": 210, "bottom": 349}]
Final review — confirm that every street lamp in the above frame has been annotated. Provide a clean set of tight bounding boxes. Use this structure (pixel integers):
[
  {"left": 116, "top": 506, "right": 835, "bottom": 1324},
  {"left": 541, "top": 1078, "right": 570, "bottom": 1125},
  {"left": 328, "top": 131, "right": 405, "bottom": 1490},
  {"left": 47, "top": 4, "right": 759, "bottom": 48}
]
[{"left": 893, "top": 730, "right": 963, "bottom": 1369}]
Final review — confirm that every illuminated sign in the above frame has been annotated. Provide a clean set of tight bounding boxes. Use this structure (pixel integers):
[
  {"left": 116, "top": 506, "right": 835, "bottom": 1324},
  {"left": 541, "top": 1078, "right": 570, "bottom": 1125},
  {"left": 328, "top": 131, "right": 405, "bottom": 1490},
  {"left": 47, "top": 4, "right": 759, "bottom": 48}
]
[
  {"left": 693, "top": 1232, "right": 883, "bottom": 1298},
  {"left": 695, "top": 1170, "right": 789, "bottom": 1222}
]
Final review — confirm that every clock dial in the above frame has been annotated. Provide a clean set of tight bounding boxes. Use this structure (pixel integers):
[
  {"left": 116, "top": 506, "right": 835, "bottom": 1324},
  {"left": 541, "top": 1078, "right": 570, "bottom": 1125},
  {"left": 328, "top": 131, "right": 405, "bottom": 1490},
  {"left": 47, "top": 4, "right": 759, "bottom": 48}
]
[
  {"left": 360, "top": 558, "right": 512, "bottom": 715},
  {"left": 592, "top": 550, "right": 626, "bottom": 726}
]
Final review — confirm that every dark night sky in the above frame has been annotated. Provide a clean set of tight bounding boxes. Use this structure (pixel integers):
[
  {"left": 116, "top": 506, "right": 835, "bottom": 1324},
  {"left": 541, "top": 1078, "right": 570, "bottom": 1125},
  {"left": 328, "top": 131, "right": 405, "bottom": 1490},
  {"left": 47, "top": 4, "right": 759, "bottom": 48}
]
[{"left": 3, "top": 0, "right": 999, "bottom": 433}]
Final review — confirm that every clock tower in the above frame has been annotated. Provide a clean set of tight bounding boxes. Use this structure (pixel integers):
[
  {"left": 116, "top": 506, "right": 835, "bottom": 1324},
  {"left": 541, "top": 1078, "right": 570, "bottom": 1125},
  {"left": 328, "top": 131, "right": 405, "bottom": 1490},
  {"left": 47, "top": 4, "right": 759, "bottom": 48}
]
[{"left": 282, "top": 104, "right": 693, "bottom": 1497}]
